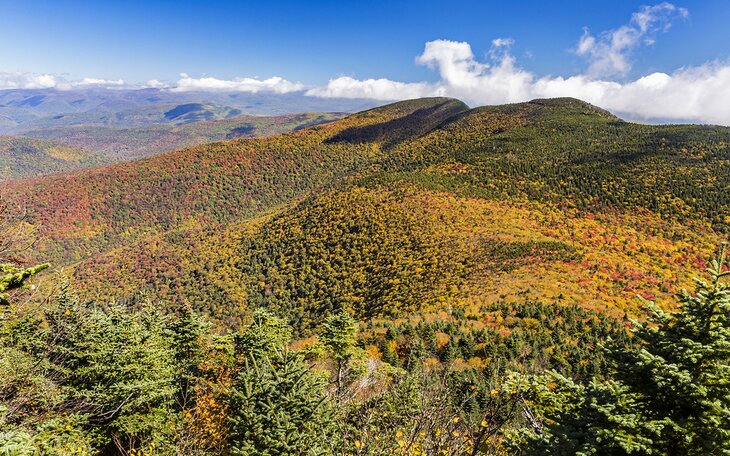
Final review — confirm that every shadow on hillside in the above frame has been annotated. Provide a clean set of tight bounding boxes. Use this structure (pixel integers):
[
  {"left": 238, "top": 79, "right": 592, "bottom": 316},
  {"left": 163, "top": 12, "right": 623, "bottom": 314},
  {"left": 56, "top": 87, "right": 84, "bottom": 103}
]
[{"left": 325, "top": 100, "right": 467, "bottom": 148}]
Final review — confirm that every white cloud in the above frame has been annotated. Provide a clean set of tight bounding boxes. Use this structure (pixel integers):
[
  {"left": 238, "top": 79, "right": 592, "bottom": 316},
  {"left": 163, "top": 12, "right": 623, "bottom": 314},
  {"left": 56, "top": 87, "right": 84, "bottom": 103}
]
[
  {"left": 576, "top": 2, "right": 688, "bottom": 77},
  {"left": 593, "top": 64, "right": 730, "bottom": 124},
  {"left": 491, "top": 38, "right": 514, "bottom": 48},
  {"left": 0, "top": 72, "right": 303, "bottom": 94},
  {"left": 59, "top": 77, "right": 126, "bottom": 89},
  {"left": 305, "top": 76, "right": 436, "bottom": 100},
  {"left": 307, "top": 3, "right": 730, "bottom": 125},
  {"left": 0, "top": 71, "right": 58, "bottom": 89},
  {"left": 0, "top": 72, "right": 128, "bottom": 90},
  {"left": 75, "top": 77, "right": 125, "bottom": 86},
  {"left": 309, "top": 39, "right": 534, "bottom": 105},
  {"left": 145, "top": 79, "right": 169, "bottom": 89},
  {"left": 170, "top": 73, "right": 303, "bottom": 93}
]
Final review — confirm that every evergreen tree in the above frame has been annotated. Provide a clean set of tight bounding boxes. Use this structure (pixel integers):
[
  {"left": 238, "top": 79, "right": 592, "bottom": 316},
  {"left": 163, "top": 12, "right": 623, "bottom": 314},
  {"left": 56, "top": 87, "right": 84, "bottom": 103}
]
[
  {"left": 320, "top": 310, "right": 359, "bottom": 393},
  {"left": 46, "top": 297, "right": 178, "bottom": 451},
  {"left": 168, "top": 303, "right": 210, "bottom": 410},
  {"left": 228, "top": 310, "right": 333, "bottom": 455},
  {"left": 508, "top": 247, "right": 730, "bottom": 455},
  {"left": 1, "top": 285, "right": 179, "bottom": 454}
]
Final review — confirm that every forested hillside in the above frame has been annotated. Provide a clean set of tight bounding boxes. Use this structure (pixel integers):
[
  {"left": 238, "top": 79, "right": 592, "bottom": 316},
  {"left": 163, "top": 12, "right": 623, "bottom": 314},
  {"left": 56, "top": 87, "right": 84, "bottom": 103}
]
[
  {"left": 1, "top": 96, "right": 729, "bottom": 454},
  {"left": 0, "top": 136, "right": 103, "bottom": 180},
  {"left": 3, "top": 97, "right": 726, "bottom": 327},
  {"left": 2, "top": 237, "right": 727, "bottom": 454}
]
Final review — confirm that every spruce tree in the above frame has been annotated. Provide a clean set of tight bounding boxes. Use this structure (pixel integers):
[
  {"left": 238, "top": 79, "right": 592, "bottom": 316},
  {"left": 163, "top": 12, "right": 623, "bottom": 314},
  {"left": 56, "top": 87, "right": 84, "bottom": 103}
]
[
  {"left": 228, "top": 310, "right": 333, "bottom": 455},
  {"left": 509, "top": 246, "right": 730, "bottom": 455},
  {"left": 320, "top": 310, "right": 359, "bottom": 393},
  {"left": 168, "top": 303, "right": 209, "bottom": 409}
]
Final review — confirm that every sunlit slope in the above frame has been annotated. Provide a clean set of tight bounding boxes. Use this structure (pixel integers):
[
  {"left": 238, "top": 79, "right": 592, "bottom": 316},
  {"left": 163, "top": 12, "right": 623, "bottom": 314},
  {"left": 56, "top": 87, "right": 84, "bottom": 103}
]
[
  {"left": 381, "top": 97, "right": 730, "bottom": 230},
  {"left": 4, "top": 98, "right": 469, "bottom": 263},
  {"left": 67, "top": 184, "right": 716, "bottom": 331},
  {"left": 5, "top": 97, "right": 729, "bottom": 329}
]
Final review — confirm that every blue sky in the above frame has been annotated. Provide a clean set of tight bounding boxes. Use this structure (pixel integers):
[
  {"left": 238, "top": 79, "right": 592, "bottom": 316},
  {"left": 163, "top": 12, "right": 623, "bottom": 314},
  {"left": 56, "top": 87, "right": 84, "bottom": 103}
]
[
  {"left": 2, "top": 1, "right": 730, "bottom": 124},
  {"left": 1, "top": 0, "right": 726, "bottom": 83}
]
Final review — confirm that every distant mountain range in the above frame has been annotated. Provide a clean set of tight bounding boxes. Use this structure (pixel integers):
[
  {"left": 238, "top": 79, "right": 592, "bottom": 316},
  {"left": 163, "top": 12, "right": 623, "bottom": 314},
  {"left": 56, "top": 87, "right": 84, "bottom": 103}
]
[
  {"left": 4, "top": 97, "right": 728, "bottom": 332},
  {"left": 25, "top": 111, "right": 342, "bottom": 159},
  {"left": 0, "top": 88, "right": 378, "bottom": 133},
  {"left": 0, "top": 88, "right": 372, "bottom": 179},
  {"left": 0, "top": 113, "right": 344, "bottom": 179}
]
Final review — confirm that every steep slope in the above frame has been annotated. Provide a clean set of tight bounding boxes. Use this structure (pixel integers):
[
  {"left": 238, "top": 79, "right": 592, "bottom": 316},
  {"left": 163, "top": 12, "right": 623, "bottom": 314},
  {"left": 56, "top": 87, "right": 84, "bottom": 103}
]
[
  {"left": 0, "top": 136, "right": 103, "bottom": 180},
  {"left": 66, "top": 182, "right": 715, "bottom": 331},
  {"left": 23, "top": 112, "right": 343, "bottom": 161},
  {"left": 3, "top": 97, "right": 727, "bottom": 330},
  {"left": 3, "top": 98, "right": 468, "bottom": 263}
]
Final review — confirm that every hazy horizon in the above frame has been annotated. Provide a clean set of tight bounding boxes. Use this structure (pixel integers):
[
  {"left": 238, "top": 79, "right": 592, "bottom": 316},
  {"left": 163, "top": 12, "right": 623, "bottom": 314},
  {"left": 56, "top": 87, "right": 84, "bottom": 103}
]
[{"left": 2, "top": 0, "right": 730, "bottom": 124}]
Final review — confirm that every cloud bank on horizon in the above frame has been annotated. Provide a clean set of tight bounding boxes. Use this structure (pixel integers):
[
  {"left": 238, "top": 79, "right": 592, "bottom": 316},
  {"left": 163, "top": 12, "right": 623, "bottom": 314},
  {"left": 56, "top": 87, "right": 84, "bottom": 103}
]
[
  {"left": 3, "top": 2, "right": 730, "bottom": 125},
  {"left": 0, "top": 73, "right": 126, "bottom": 90}
]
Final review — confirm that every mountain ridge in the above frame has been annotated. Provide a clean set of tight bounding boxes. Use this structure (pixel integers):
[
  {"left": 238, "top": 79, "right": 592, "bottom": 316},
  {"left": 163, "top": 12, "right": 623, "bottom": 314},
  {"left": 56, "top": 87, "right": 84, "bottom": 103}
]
[
  {"left": 0, "top": 87, "right": 379, "bottom": 134},
  {"left": 3, "top": 96, "right": 727, "bottom": 329},
  {"left": 19, "top": 111, "right": 344, "bottom": 163}
]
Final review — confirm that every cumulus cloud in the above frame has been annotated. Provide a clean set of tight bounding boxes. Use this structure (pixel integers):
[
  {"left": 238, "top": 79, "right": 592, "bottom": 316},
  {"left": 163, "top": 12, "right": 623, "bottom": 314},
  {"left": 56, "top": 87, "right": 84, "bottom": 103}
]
[
  {"left": 305, "top": 76, "right": 436, "bottom": 100},
  {"left": 145, "top": 79, "right": 169, "bottom": 89},
  {"left": 0, "top": 72, "right": 303, "bottom": 94},
  {"left": 0, "top": 71, "right": 58, "bottom": 89},
  {"left": 308, "top": 3, "right": 730, "bottom": 125},
  {"left": 577, "top": 2, "right": 688, "bottom": 77},
  {"left": 0, "top": 72, "right": 128, "bottom": 90},
  {"left": 58, "top": 77, "right": 126, "bottom": 89},
  {"left": 170, "top": 73, "right": 303, "bottom": 93},
  {"left": 75, "top": 77, "right": 125, "bottom": 86}
]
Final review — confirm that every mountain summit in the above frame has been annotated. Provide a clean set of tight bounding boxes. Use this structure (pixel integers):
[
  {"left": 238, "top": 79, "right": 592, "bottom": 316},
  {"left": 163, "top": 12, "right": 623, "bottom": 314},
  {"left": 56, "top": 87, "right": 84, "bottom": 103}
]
[{"left": 4, "top": 97, "right": 727, "bottom": 329}]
